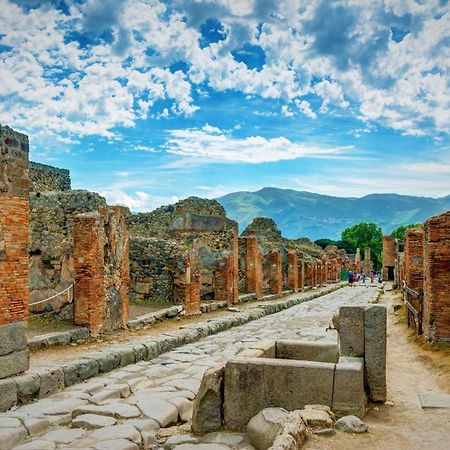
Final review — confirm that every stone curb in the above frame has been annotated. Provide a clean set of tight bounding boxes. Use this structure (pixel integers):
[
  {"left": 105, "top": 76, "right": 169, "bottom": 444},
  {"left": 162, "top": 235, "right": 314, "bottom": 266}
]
[
  {"left": 1, "top": 283, "right": 346, "bottom": 412},
  {"left": 28, "top": 328, "right": 90, "bottom": 351}
]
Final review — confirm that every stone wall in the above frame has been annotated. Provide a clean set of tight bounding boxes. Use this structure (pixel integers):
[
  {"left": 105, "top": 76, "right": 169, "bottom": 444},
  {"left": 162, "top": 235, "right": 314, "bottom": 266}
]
[
  {"left": 382, "top": 236, "right": 397, "bottom": 281},
  {"left": 423, "top": 211, "right": 450, "bottom": 343},
  {"left": 29, "top": 190, "right": 107, "bottom": 314},
  {"left": 73, "top": 207, "right": 129, "bottom": 336},
  {"left": 404, "top": 228, "right": 423, "bottom": 292},
  {"left": 0, "top": 124, "right": 30, "bottom": 378},
  {"left": 29, "top": 162, "right": 71, "bottom": 192}
]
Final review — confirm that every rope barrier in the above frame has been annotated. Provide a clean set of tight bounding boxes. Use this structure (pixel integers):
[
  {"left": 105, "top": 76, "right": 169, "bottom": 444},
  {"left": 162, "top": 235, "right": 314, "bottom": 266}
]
[{"left": 29, "top": 284, "right": 74, "bottom": 306}]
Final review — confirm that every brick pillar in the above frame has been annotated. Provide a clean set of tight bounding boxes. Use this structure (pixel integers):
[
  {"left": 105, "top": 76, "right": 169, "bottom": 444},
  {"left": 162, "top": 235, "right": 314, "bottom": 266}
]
[
  {"left": 423, "top": 212, "right": 450, "bottom": 343},
  {"left": 232, "top": 231, "right": 239, "bottom": 305},
  {"left": 364, "top": 247, "right": 371, "bottom": 274},
  {"left": 214, "top": 255, "right": 234, "bottom": 305},
  {"left": 174, "top": 253, "right": 201, "bottom": 315},
  {"left": 287, "top": 250, "right": 299, "bottom": 292},
  {"left": 0, "top": 125, "right": 30, "bottom": 378},
  {"left": 73, "top": 213, "right": 106, "bottom": 336},
  {"left": 382, "top": 236, "right": 397, "bottom": 281},
  {"left": 246, "top": 236, "right": 263, "bottom": 299},
  {"left": 299, "top": 255, "right": 305, "bottom": 291},
  {"left": 313, "top": 261, "right": 318, "bottom": 287},
  {"left": 269, "top": 250, "right": 282, "bottom": 294},
  {"left": 355, "top": 248, "right": 361, "bottom": 272}
]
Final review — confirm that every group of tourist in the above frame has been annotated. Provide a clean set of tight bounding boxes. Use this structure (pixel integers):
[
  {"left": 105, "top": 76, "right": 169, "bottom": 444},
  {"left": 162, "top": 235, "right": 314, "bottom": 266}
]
[{"left": 348, "top": 270, "right": 382, "bottom": 285}]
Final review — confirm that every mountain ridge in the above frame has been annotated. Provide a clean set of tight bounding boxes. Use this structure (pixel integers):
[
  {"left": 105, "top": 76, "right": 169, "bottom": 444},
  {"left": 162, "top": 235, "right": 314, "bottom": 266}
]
[{"left": 216, "top": 187, "right": 450, "bottom": 240}]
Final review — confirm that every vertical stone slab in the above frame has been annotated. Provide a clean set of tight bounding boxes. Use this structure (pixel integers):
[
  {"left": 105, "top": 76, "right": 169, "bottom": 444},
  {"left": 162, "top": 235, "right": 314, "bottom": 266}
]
[
  {"left": 364, "top": 305, "right": 387, "bottom": 402},
  {"left": 0, "top": 125, "right": 30, "bottom": 378},
  {"left": 246, "top": 236, "right": 263, "bottom": 299},
  {"left": 269, "top": 250, "right": 282, "bottom": 294},
  {"left": 355, "top": 248, "right": 361, "bottom": 272},
  {"left": 287, "top": 250, "right": 299, "bottom": 292},
  {"left": 231, "top": 230, "right": 239, "bottom": 305},
  {"left": 73, "top": 212, "right": 106, "bottom": 336},
  {"left": 363, "top": 247, "right": 371, "bottom": 274},
  {"left": 339, "top": 306, "right": 365, "bottom": 357},
  {"left": 423, "top": 212, "right": 450, "bottom": 343},
  {"left": 299, "top": 256, "right": 305, "bottom": 291}
]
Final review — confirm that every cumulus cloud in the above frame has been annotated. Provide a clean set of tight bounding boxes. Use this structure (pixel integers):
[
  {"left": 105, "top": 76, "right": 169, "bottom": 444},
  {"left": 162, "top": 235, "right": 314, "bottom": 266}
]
[
  {"left": 100, "top": 189, "right": 179, "bottom": 212},
  {"left": 163, "top": 125, "right": 353, "bottom": 164}
]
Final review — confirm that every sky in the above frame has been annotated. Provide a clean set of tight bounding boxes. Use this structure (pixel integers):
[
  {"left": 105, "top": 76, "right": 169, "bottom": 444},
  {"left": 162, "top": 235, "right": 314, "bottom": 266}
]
[{"left": 0, "top": 0, "right": 449, "bottom": 211}]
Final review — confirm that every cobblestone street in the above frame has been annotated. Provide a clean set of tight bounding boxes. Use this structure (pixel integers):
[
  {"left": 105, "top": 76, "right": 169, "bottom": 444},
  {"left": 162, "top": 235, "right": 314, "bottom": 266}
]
[{"left": 0, "top": 286, "right": 377, "bottom": 450}]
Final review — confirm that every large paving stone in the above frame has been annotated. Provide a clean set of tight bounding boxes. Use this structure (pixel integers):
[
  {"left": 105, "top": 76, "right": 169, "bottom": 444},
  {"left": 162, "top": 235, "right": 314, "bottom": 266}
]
[
  {"left": 40, "top": 428, "right": 86, "bottom": 444},
  {"left": 73, "top": 414, "right": 117, "bottom": 429},
  {"left": 173, "top": 445, "right": 230, "bottom": 450},
  {"left": 339, "top": 306, "right": 365, "bottom": 357},
  {"left": 276, "top": 340, "right": 338, "bottom": 363},
  {"left": 39, "top": 397, "right": 88, "bottom": 415},
  {"left": 364, "top": 305, "right": 387, "bottom": 402},
  {"left": 23, "top": 417, "right": 51, "bottom": 436},
  {"left": 167, "top": 397, "right": 193, "bottom": 422},
  {"left": 72, "top": 403, "right": 141, "bottom": 419},
  {"left": 14, "top": 374, "right": 41, "bottom": 403},
  {"left": 0, "top": 379, "right": 18, "bottom": 412},
  {"left": 90, "top": 424, "right": 141, "bottom": 443},
  {"left": 14, "top": 439, "right": 56, "bottom": 450},
  {"left": 93, "top": 439, "right": 139, "bottom": 450},
  {"left": 136, "top": 397, "right": 178, "bottom": 426},
  {"left": 0, "top": 321, "right": 27, "bottom": 356},
  {"left": 191, "top": 364, "right": 224, "bottom": 435},
  {"left": 0, "top": 427, "right": 27, "bottom": 449},
  {"left": 37, "top": 367, "right": 65, "bottom": 398}
]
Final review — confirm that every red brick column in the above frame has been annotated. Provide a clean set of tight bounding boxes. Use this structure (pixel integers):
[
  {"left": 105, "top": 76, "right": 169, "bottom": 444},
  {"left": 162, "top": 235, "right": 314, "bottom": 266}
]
[
  {"left": 214, "top": 255, "right": 234, "bottom": 305},
  {"left": 0, "top": 125, "right": 30, "bottom": 378},
  {"left": 382, "top": 236, "right": 397, "bottom": 281},
  {"left": 232, "top": 231, "right": 239, "bottom": 305},
  {"left": 313, "top": 261, "right": 318, "bottom": 287},
  {"left": 423, "top": 212, "right": 450, "bottom": 343},
  {"left": 299, "top": 255, "right": 305, "bottom": 291},
  {"left": 246, "top": 236, "right": 263, "bottom": 299},
  {"left": 73, "top": 213, "right": 106, "bottom": 336},
  {"left": 174, "top": 253, "right": 201, "bottom": 315},
  {"left": 269, "top": 250, "right": 282, "bottom": 294},
  {"left": 364, "top": 247, "right": 371, "bottom": 274},
  {"left": 287, "top": 250, "right": 299, "bottom": 292}
]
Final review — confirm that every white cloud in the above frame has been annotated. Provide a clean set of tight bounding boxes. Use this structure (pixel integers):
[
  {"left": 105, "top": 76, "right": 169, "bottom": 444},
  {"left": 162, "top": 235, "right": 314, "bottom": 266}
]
[
  {"left": 100, "top": 189, "right": 179, "bottom": 212},
  {"left": 295, "top": 100, "right": 317, "bottom": 119},
  {"left": 164, "top": 125, "right": 353, "bottom": 164}
]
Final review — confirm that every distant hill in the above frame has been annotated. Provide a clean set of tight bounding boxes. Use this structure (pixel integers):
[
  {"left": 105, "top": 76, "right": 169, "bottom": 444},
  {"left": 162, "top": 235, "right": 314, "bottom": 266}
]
[{"left": 217, "top": 188, "right": 450, "bottom": 240}]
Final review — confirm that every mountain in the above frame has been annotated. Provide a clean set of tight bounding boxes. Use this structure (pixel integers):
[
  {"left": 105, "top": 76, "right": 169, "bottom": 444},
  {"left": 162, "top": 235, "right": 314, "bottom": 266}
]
[{"left": 217, "top": 188, "right": 450, "bottom": 240}]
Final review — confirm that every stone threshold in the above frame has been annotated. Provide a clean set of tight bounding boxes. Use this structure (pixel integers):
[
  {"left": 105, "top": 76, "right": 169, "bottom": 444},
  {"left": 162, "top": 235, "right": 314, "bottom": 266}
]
[{"left": 0, "top": 283, "right": 346, "bottom": 412}]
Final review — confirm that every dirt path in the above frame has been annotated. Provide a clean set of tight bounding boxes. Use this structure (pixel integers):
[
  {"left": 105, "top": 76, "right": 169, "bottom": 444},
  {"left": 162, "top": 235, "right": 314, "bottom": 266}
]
[{"left": 306, "top": 288, "right": 450, "bottom": 450}]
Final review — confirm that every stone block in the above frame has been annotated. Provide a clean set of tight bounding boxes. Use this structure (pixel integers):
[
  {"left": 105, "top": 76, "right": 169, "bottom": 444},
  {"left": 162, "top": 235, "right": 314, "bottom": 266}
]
[
  {"left": 191, "top": 364, "right": 225, "bottom": 435},
  {"left": 0, "top": 427, "right": 27, "bottom": 450},
  {"left": 38, "top": 367, "right": 64, "bottom": 398},
  {"left": 276, "top": 340, "right": 339, "bottom": 363},
  {"left": 134, "top": 282, "right": 151, "bottom": 294},
  {"left": 0, "top": 378, "right": 18, "bottom": 412},
  {"left": 224, "top": 357, "right": 334, "bottom": 430},
  {"left": 14, "top": 373, "right": 40, "bottom": 403},
  {"left": 332, "top": 356, "right": 366, "bottom": 418},
  {"left": 0, "top": 322, "right": 27, "bottom": 356},
  {"left": 364, "top": 305, "right": 387, "bottom": 402},
  {"left": 0, "top": 350, "right": 29, "bottom": 379},
  {"left": 339, "top": 306, "right": 365, "bottom": 357},
  {"left": 249, "top": 340, "right": 276, "bottom": 358}
]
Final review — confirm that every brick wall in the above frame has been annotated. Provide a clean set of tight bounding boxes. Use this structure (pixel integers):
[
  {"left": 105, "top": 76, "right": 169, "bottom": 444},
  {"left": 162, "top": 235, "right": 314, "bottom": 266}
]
[
  {"left": 287, "top": 250, "right": 298, "bottom": 292},
  {"left": 382, "top": 236, "right": 397, "bottom": 281},
  {"left": 269, "top": 250, "right": 282, "bottom": 294},
  {"left": 0, "top": 124, "right": 30, "bottom": 378},
  {"left": 298, "top": 255, "right": 305, "bottom": 291},
  {"left": 73, "top": 208, "right": 129, "bottom": 336},
  {"left": 423, "top": 211, "right": 450, "bottom": 343},
  {"left": 245, "top": 236, "right": 263, "bottom": 299},
  {"left": 404, "top": 228, "right": 424, "bottom": 292},
  {"left": 173, "top": 252, "right": 201, "bottom": 315}
]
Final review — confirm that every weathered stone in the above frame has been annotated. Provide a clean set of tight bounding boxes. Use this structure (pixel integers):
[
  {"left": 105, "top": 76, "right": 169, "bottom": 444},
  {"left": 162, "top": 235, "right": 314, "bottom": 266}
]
[
  {"left": 90, "top": 424, "right": 141, "bottom": 443},
  {"left": 38, "top": 367, "right": 65, "bottom": 398},
  {"left": 335, "top": 415, "right": 368, "bottom": 433},
  {"left": 72, "top": 403, "right": 140, "bottom": 419},
  {"left": 14, "top": 439, "right": 56, "bottom": 450},
  {"left": 276, "top": 340, "right": 338, "bottom": 363},
  {"left": 0, "top": 427, "right": 28, "bottom": 450},
  {"left": 164, "top": 434, "right": 199, "bottom": 448},
  {"left": 40, "top": 397, "right": 88, "bottom": 416},
  {"left": 96, "top": 352, "right": 121, "bottom": 373},
  {"left": 339, "top": 306, "right": 365, "bottom": 357},
  {"left": 124, "top": 418, "right": 160, "bottom": 433},
  {"left": 172, "top": 445, "right": 229, "bottom": 450},
  {"left": 0, "top": 321, "right": 27, "bottom": 356},
  {"left": 137, "top": 397, "right": 178, "bottom": 427},
  {"left": 191, "top": 364, "right": 224, "bottom": 435},
  {"left": 40, "top": 428, "right": 86, "bottom": 443},
  {"left": 271, "top": 410, "right": 308, "bottom": 450},
  {"left": 0, "top": 418, "right": 21, "bottom": 428},
  {"left": 364, "top": 305, "right": 387, "bottom": 402},
  {"left": 23, "top": 418, "right": 51, "bottom": 436},
  {"left": 418, "top": 392, "right": 450, "bottom": 409},
  {"left": 332, "top": 356, "right": 366, "bottom": 418},
  {"left": 167, "top": 397, "right": 193, "bottom": 422},
  {"left": 247, "top": 408, "right": 288, "bottom": 450},
  {"left": 93, "top": 439, "right": 139, "bottom": 450},
  {"left": 73, "top": 414, "right": 117, "bottom": 429},
  {"left": 300, "top": 409, "right": 334, "bottom": 431},
  {"left": 202, "top": 431, "right": 246, "bottom": 446},
  {"left": 0, "top": 350, "right": 29, "bottom": 379},
  {"left": 0, "top": 379, "right": 18, "bottom": 411},
  {"left": 14, "top": 373, "right": 41, "bottom": 403}
]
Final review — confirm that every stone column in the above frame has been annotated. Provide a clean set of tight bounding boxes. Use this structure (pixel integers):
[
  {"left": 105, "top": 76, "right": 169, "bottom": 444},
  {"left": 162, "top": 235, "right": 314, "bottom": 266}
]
[
  {"left": 269, "top": 250, "right": 282, "bottom": 294},
  {"left": 299, "top": 255, "right": 305, "bottom": 291},
  {"left": 423, "top": 212, "right": 450, "bottom": 343},
  {"left": 364, "top": 247, "right": 371, "bottom": 274},
  {"left": 246, "top": 236, "right": 263, "bottom": 299},
  {"left": 214, "top": 254, "right": 236, "bottom": 306},
  {"left": 73, "top": 213, "right": 106, "bottom": 336},
  {"left": 287, "top": 250, "right": 299, "bottom": 292},
  {"left": 173, "top": 253, "right": 201, "bottom": 315},
  {"left": 355, "top": 248, "right": 361, "bottom": 272},
  {"left": 382, "top": 236, "right": 397, "bottom": 281},
  {"left": 0, "top": 125, "right": 30, "bottom": 379},
  {"left": 232, "top": 231, "right": 239, "bottom": 305}
]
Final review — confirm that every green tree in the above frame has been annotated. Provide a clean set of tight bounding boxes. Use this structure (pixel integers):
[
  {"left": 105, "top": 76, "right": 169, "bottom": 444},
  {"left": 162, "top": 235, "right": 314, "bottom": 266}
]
[
  {"left": 314, "top": 238, "right": 335, "bottom": 249},
  {"left": 314, "top": 238, "right": 356, "bottom": 254},
  {"left": 391, "top": 223, "right": 422, "bottom": 241},
  {"left": 341, "top": 223, "right": 383, "bottom": 270}
]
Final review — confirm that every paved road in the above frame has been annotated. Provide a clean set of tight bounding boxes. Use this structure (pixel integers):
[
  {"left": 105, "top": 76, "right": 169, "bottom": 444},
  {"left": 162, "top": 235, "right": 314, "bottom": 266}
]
[{"left": 1, "top": 286, "right": 377, "bottom": 450}]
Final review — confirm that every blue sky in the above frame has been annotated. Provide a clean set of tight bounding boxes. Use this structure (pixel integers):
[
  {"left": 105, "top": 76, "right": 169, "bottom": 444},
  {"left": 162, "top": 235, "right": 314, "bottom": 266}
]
[{"left": 0, "top": 0, "right": 449, "bottom": 211}]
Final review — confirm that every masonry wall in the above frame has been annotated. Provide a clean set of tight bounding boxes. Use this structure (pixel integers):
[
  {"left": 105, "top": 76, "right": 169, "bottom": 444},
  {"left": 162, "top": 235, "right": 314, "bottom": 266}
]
[
  {"left": 73, "top": 208, "right": 129, "bottom": 336},
  {"left": 382, "top": 236, "right": 397, "bottom": 281},
  {"left": 404, "top": 228, "right": 424, "bottom": 292},
  {"left": 0, "top": 125, "right": 30, "bottom": 378},
  {"left": 423, "top": 211, "right": 450, "bottom": 343},
  {"left": 29, "top": 161, "right": 71, "bottom": 192}
]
